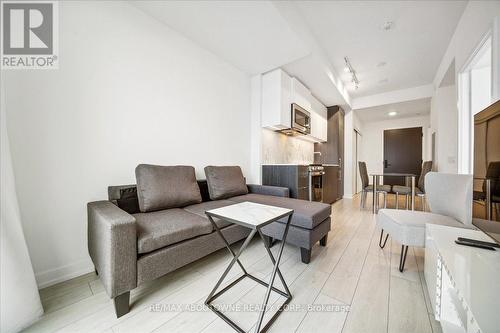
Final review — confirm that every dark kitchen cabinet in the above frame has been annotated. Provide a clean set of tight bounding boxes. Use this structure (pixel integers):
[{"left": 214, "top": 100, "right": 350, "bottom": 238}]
[
  {"left": 314, "top": 106, "right": 344, "bottom": 201},
  {"left": 322, "top": 165, "right": 339, "bottom": 204},
  {"left": 262, "top": 165, "right": 309, "bottom": 200}
]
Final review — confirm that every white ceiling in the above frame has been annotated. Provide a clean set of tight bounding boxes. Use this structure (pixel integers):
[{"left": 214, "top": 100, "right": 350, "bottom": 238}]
[
  {"left": 131, "top": 1, "right": 311, "bottom": 75},
  {"left": 294, "top": 1, "right": 467, "bottom": 98},
  {"left": 130, "top": 1, "right": 467, "bottom": 110},
  {"left": 355, "top": 97, "right": 431, "bottom": 122},
  {"left": 282, "top": 54, "right": 348, "bottom": 107},
  {"left": 439, "top": 60, "right": 456, "bottom": 88}
]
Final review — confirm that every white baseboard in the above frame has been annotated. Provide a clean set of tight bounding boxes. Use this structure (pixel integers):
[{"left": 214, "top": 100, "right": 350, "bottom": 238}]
[{"left": 35, "top": 258, "right": 94, "bottom": 289}]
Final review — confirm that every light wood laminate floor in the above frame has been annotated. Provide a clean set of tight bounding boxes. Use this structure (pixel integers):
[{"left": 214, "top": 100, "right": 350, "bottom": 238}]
[{"left": 26, "top": 194, "right": 440, "bottom": 333}]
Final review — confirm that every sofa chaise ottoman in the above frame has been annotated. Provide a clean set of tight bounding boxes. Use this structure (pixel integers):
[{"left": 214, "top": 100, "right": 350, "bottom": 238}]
[{"left": 87, "top": 165, "right": 331, "bottom": 318}]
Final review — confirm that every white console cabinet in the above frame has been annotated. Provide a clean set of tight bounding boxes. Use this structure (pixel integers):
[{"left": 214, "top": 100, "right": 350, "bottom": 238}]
[{"left": 424, "top": 224, "right": 500, "bottom": 333}]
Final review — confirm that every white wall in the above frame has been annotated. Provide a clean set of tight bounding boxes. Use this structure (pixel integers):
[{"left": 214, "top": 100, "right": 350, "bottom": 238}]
[
  {"left": 471, "top": 66, "right": 492, "bottom": 115},
  {"left": 432, "top": 3, "right": 500, "bottom": 174},
  {"left": 249, "top": 75, "right": 263, "bottom": 184},
  {"left": 433, "top": 2, "right": 500, "bottom": 89},
  {"left": 343, "top": 109, "right": 354, "bottom": 198},
  {"left": 3, "top": 1, "right": 251, "bottom": 287},
  {"left": 354, "top": 130, "right": 363, "bottom": 194},
  {"left": 494, "top": 17, "right": 500, "bottom": 102},
  {"left": 353, "top": 112, "right": 363, "bottom": 194},
  {"left": 430, "top": 85, "right": 458, "bottom": 173},
  {"left": 343, "top": 110, "right": 356, "bottom": 199},
  {"left": 359, "top": 115, "right": 430, "bottom": 179},
  {"left": 344, "top": 109, "right": 363, "bottom": 198}
]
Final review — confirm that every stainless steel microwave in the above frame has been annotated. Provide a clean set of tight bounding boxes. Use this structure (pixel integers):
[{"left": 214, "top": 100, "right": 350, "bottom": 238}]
[{"left": 291, "top": 103, "right": 311, "bottom": 134}]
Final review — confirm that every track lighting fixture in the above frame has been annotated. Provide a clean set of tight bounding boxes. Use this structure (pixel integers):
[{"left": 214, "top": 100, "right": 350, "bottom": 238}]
[{"left": 344, "top": 56, "right": 359, "bottom": 90}]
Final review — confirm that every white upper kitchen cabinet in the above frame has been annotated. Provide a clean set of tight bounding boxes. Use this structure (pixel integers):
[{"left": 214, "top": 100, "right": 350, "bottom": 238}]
[
  {"left": 261, "top": 68, "right": 292, "bottom": 130},
  {"left": 309, "top": 95, "right": 327, "bottom": 142},
  {"left": 261, "top": 68, "right": 321, "bottom": 142},
  {"left": 291, "top": 77, "right": 311, "bottom": 111}
]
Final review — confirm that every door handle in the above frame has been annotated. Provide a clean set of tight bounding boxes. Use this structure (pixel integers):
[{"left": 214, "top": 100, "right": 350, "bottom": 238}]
[{"left": 384, "top": 160, "right": 391, "bottom": 168}]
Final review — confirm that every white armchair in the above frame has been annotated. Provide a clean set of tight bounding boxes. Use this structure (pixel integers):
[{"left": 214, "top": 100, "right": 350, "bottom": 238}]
[{"left": 376, "top": 172, "right": 475, "bottom": 272}]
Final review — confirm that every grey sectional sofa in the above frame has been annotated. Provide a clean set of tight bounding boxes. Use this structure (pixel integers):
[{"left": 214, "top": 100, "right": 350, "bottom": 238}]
[{"left": 87, "top": 165, "right": 331, "bottom": 318}]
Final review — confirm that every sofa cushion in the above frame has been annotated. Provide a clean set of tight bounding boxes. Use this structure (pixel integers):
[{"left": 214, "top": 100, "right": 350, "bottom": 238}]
[
  {"left": 391, "top": 185, "right": 423, "bottom": 195},
  {"left": 133, "top": 209, "right": 213, "bottom": 254},
  {"left": 204, "top": 166, "right": 248, "bottom": 200},
  {"left": 135, "top": 165, "right": 202, "bottom": 212},
  {"left": 183, "top": 200, "right": 236, "bottom": 229},
  {"left": 364, "top": 185, "right": 392, "bottom": 193},
  {"left": 376, "top": 209, "right": 475, "bottom": 247},
  {"left": 228, "top": 194, "right": 331, "bottom": 229}
]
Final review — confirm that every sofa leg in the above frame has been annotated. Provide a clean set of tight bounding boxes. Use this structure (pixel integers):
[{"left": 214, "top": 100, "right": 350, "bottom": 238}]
[
  {"left": 300, "top": 248, "right": 311, "bottom": 264},
  {"left": 320, "top": 235, "right": 328, "bottom": 246},
  {"left": 114, "top": 291, "right": 130, "bottom": 318},
  {"left": 262, "top": 235, "right": 274, "bottom": 248}
]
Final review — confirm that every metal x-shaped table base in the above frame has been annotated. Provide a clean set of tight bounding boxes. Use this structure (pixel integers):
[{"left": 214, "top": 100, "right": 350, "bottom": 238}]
[{"left": 204, "top": 214, "right": 293, "bottom": 333}]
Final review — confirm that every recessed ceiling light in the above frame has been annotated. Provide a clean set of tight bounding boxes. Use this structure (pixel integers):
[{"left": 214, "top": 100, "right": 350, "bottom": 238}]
[
  {"left": 344, "top": 66, "right": 350, "bottom": 73},
  {"left": 382, "top": 21, "right": 394, "bottom": 31},
  {"left": 377, "top": 61, "right": 387, "bottom": 67},
  {"left": 388, "top": 111, "right": 397, "bottom": 117}
]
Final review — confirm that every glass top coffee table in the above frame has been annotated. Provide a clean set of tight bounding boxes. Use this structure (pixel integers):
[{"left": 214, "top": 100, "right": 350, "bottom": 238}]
[{"left": 205, "top": 201, "right": 294, "bottom": 333}]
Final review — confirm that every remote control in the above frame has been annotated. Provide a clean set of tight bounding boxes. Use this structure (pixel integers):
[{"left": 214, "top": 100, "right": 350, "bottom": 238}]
[
  {"left": 455, "top": 240, "right": 496, "bottom": 251},
  {"left": 457, "top": 237, "right": 500, "bottom": 248}
]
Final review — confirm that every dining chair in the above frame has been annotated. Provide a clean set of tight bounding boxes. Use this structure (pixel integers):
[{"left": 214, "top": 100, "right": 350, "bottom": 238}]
[
  {"left": 358, "top": 161, "right": 391, "bottom": 210},
  {"left": 391, "top": 161, "right": 433, "bottom": 210},
  {"left": 377, "top": 172, "right": 474, "bottom": 272}
]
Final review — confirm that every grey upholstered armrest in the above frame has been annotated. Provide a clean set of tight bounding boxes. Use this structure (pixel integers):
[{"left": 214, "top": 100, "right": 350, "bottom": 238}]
[
  {"left": 247, "top": 184, "right": 290, "bottom": 198},
  {"left": 87, "top": 201, "right": 137, "bottom": 298}
]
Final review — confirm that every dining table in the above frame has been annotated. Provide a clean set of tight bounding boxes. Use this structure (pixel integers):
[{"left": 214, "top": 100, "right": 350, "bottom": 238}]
[{"left": 370, "top": 173, "right": 417, "bottom": 213}]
